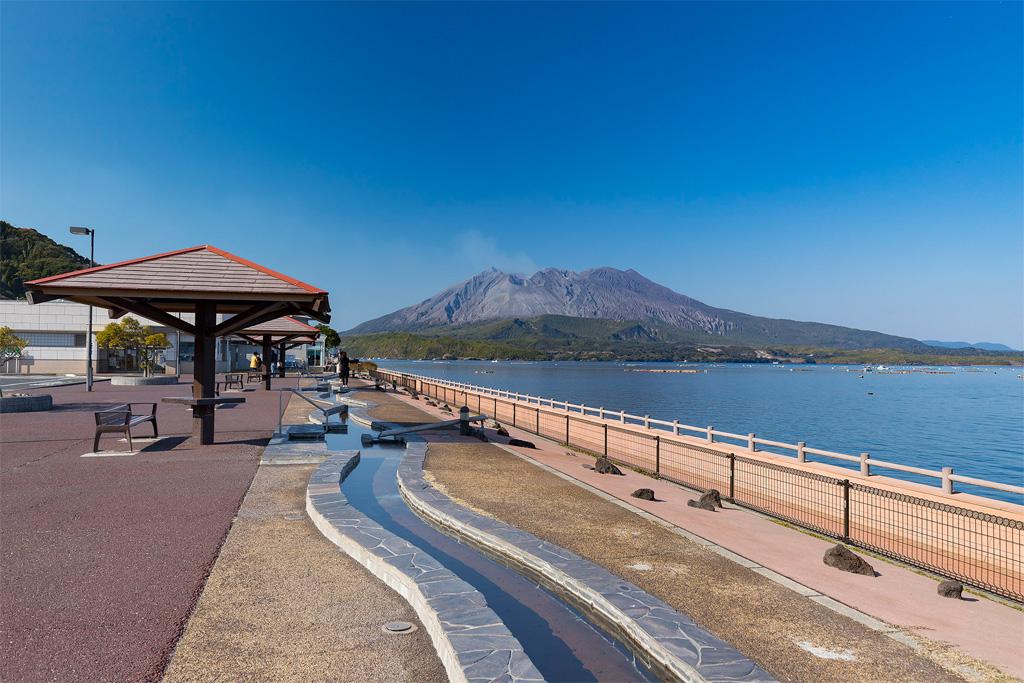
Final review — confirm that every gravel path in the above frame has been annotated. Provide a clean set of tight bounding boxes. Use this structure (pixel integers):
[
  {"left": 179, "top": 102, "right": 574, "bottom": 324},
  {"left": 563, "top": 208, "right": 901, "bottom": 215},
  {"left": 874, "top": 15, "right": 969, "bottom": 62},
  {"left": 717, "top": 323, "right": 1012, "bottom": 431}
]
[
  {"left": 355, "top": 385, "right": 438, "bottom": 425},
  {"left": 163, "top": 462, "right": 446, "bottom": 682},
  {"left": 424, "top": 442, "right": 977, "bottom": 683}
]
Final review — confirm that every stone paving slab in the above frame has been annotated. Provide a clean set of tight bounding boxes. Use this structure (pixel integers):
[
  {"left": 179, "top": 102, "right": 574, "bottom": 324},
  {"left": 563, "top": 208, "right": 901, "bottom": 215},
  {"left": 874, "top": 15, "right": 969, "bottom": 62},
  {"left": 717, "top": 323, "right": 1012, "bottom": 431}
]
[
  {"left": 306, "top": 450, "right": 543, "bottom": 683},
  {"left": 399, "top": 442, "right": 774, "bottom": 683}
]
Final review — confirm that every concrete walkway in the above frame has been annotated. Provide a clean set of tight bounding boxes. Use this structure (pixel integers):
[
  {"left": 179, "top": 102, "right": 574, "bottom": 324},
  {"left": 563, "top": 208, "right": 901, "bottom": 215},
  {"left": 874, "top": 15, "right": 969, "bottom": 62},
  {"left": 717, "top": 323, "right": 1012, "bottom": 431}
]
[
  {"left": 163, "top": 391, "right": 446, "bottom": 682},
  {"left": 378, "top": 383, "right": 1023, "bottom": 681}
]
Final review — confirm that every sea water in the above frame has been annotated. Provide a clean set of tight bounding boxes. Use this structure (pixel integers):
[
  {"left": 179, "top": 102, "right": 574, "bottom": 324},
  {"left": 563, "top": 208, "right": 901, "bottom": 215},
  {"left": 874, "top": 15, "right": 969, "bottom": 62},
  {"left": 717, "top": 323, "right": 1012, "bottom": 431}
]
[{"left": 378, "top": 360, "right": 1024, "bottom": 504}]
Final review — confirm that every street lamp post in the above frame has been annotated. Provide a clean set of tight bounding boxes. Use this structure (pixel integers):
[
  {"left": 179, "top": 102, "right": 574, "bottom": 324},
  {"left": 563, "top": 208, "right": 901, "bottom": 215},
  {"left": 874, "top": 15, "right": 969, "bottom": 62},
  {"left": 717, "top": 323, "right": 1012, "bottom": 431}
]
[{"left": 69, "top": 227, "right": 95, "bottom": 391}]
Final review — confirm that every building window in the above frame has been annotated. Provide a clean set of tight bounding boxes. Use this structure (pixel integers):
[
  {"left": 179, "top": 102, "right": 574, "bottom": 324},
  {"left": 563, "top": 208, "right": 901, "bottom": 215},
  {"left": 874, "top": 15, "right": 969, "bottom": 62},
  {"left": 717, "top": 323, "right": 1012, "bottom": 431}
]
[{"left": 18, "top": 332, "right": 86, "bottom": 348}]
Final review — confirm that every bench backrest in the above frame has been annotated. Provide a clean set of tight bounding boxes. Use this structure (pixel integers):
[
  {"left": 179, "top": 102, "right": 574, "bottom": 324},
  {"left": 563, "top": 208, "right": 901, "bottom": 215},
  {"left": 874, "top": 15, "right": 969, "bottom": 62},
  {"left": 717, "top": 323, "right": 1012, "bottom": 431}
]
[
  {"left": 225, "top": 373, "right": 242, "bottom": 380},
  {"left": 96, "top": 404, "right": 131, "bottom": 426}
]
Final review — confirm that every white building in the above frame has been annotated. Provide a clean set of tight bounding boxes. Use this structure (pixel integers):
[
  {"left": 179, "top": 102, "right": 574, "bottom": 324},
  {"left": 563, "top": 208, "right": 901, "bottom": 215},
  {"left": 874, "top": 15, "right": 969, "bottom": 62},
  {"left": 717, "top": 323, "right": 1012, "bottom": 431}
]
[{"left": 0, "top": 299, "right": 315, "bottom": 375}]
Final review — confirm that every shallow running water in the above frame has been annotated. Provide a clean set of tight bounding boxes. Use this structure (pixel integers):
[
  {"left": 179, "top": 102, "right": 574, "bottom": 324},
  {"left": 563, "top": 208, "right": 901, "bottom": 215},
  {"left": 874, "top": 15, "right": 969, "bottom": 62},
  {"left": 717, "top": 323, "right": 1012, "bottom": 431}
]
[{"left": 328, "top": 421, "right": 654, "bottom": 682}]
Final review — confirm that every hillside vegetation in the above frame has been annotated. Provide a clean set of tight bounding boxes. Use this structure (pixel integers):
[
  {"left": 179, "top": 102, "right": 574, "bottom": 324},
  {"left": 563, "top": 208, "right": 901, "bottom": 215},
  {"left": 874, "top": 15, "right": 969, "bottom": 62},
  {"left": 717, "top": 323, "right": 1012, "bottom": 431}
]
[
  {"left": 1, "top": 221, "right": 92, "bottom": 299},
  {"left": 340, "top": 317, "right": 1023, "bottom": 365}
]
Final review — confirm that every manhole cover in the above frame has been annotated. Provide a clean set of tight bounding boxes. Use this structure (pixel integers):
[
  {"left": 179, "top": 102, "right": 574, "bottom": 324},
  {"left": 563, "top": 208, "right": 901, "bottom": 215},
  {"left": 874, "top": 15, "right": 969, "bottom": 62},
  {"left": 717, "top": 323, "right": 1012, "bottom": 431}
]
[{"left": 382, "top": 621, "right": 416, "bottom": 634}]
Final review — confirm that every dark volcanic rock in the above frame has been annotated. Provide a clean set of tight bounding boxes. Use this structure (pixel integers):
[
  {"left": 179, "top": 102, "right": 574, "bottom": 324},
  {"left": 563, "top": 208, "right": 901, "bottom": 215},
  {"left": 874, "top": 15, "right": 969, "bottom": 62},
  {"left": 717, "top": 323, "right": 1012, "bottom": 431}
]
[
  {"left": 686, "top": 489, "right": 723, "bottom": 511},
  {"left": 594, "top": 456, "right": 623, "bottom": 475},
  {"left": 937, "top": 579, "right": 963, "bottom": 599},
  {"left": 496, "top": 426, "right": 510, "bottom": 437},
  {"left": 631, "top": 488, "right": 656, "bottom": 501},
  {"left": 507, "top": 438, "right": 536, "bottom": 449},
  {"left": 823, "top": 545, "right": 875, "bottom": 576}
]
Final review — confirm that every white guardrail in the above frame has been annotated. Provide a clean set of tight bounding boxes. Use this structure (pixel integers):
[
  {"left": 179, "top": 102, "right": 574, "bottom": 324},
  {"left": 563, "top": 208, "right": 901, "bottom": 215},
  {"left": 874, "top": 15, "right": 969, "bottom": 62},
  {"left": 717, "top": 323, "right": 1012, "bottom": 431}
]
[{"left": 379, "top": 369, "right": 1024, "bottom": 501}]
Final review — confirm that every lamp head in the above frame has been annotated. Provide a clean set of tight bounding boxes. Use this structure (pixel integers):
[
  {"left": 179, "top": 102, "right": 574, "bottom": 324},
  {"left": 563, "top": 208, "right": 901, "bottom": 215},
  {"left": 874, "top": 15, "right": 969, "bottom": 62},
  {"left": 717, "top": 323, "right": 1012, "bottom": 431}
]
[{"left": 69, "top": 226, "right": 92, "bottom": 235}]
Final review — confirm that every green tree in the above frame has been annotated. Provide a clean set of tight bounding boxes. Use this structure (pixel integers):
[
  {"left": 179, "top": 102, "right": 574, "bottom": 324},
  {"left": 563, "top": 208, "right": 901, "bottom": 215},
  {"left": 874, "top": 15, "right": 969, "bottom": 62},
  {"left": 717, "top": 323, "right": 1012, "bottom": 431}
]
[
  {"left": 0, "top": 326, "right": 29, "bottom": 395},
  {"left": 316, "top": 324, "right": 341, "bottom": 352},
  {"left": 96, "top": 318, "right": 170, "bottom": 376}
]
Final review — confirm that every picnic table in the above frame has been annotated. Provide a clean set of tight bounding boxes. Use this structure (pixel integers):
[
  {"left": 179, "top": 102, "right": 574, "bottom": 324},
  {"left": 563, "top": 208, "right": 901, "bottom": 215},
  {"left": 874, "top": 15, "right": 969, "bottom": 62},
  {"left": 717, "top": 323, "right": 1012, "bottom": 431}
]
[{"left": 161, "top": 396, "right": 246, "bottom": 443}]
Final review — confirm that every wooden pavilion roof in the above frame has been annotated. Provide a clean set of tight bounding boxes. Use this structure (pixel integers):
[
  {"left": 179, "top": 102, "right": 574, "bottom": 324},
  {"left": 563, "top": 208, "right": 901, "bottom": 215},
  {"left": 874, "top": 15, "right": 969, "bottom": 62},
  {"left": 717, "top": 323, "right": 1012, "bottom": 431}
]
[
  {"left": 25, "top": 245, "right": 331, "bottom": 336},
  {"left": 234, "top": 316, "right": 320, "bottom": 345}
]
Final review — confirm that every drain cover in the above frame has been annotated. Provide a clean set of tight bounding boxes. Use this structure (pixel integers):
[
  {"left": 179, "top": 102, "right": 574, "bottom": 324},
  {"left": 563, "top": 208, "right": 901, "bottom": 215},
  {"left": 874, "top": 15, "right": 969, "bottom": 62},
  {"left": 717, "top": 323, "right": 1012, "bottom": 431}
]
[{"left": 383, "top": 621, "right": 416, "bottom": 634}]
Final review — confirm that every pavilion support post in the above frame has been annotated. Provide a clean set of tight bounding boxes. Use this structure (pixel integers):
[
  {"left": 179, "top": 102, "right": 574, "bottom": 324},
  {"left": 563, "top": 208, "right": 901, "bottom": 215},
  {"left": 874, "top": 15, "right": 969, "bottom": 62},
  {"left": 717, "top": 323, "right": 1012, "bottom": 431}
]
[
  {"left": 263, "top": 335, "right": 273, "bottom": 390},
  {"left": 278, "top": 342, "right": 286, "bottom": 378},
  {"left": 193, "top": 301, "right": 217, "bottom": 445}
]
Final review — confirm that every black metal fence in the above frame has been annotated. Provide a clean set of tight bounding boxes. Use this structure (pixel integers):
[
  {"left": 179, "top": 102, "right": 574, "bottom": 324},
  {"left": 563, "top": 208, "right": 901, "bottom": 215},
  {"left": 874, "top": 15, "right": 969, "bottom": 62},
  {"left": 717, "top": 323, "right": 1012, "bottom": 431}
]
[{"left": 377, "top": 369, "right": 1024, "bottom": 602}]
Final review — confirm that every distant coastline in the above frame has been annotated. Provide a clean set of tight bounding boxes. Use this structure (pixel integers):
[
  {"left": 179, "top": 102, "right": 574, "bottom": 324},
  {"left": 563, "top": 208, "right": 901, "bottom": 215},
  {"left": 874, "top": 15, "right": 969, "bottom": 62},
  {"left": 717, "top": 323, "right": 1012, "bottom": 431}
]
[{"left": 339, "top": 332, "right": 1023, "bottom": 367}]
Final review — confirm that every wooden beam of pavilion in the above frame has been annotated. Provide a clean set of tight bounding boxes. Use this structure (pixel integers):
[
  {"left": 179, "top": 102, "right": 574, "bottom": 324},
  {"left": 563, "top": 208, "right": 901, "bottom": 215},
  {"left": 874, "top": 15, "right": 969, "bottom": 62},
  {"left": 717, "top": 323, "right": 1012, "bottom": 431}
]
[
  {"left": 230, "top": 315, "right": 320, "bottom": 389},
  {"left": 25, "top": 245, "right": 330, "bottom": 445}
]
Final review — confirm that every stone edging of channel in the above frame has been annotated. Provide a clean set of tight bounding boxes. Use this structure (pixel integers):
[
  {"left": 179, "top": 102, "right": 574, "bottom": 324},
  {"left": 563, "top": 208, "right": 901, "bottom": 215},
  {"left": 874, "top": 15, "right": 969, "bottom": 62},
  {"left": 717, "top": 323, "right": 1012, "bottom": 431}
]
[
  {"left": 306, "top": 450, "right": 543, "bottom": 683},
  {"left": 398, "top": 442, "right": 775, "bottom": 683}
]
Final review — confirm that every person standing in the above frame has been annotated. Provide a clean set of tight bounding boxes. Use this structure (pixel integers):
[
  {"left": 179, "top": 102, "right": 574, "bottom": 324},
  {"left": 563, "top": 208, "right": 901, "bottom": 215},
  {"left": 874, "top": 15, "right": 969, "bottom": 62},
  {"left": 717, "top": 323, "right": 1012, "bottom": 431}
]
[
  {"left": 250, "top": 352, "right": 262, "bottom": 371},
  {"left": 337, "top": 351, "right": 358, "bottom": 387}
]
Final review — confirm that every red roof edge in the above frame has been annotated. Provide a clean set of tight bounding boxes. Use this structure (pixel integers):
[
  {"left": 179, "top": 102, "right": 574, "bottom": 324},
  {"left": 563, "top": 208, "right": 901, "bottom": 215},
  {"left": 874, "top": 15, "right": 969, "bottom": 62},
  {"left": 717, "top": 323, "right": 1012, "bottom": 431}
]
[
  {"left": 204, "top": 245, "right": 327, "bottom": 294},
  {"left": 285, "top": 315, "right": 321, "bottom": 332},
  {"left": 25, "top": 245, "right": 207, "bottom": 286}
]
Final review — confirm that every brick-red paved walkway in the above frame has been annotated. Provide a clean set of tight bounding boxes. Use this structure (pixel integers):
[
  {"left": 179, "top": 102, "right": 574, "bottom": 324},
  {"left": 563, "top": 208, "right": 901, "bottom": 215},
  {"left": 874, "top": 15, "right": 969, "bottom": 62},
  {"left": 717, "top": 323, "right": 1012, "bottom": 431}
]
[{"left": 1, "top": 376, "right": 295, "bottom": 682}]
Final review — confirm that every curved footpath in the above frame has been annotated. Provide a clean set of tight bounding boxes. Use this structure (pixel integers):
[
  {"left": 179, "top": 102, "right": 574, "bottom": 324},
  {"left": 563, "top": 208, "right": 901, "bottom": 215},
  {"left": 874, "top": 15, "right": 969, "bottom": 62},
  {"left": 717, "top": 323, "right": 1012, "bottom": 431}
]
[
  {"left": 398, "top": 441, "right": 772, "bottom": 682},
  {"left": 342, "top": 393, "right": 770, "bottom": 682},
  {"left": 162, "top": 390, "right": 447, "bottom": 682},
  {"left": 306, "top": 450, "right": 544, "bottom": 683},
  {"left": 368, "top": 383, "right": 1022, "bottom": 682}
]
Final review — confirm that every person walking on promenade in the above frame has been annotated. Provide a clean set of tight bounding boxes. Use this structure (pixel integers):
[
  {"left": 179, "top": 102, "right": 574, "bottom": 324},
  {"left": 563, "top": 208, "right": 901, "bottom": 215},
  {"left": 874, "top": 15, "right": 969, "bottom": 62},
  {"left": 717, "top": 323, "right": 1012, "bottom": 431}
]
[
  {"left": 250, "top": 352, "right": 262, "bottom": 371},
  {"left": 337, "top": 351, "right": 358, "bottom": 387}
]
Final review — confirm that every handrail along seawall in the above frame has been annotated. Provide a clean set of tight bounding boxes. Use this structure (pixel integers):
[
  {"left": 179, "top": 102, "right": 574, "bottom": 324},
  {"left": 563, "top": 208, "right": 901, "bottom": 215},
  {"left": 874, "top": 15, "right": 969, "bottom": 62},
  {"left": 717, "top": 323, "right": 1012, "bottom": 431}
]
[{"left": 375, "top": 367, "right": 1024, "bottom": 603}]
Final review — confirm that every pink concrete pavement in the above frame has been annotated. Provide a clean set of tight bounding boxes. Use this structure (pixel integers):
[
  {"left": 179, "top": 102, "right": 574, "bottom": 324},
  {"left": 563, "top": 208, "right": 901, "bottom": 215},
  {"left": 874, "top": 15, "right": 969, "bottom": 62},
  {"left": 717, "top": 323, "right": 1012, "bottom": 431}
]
[{"left": 384, "top": 386, "right": 1024, "bottom": 680}]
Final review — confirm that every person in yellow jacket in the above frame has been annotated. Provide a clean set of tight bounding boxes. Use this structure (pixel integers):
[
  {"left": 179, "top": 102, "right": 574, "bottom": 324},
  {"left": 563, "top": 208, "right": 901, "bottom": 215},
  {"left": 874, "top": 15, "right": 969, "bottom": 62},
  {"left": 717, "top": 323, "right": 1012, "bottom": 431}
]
[{"left": 250, "top": 353, "right": 262, "bottom": 370}]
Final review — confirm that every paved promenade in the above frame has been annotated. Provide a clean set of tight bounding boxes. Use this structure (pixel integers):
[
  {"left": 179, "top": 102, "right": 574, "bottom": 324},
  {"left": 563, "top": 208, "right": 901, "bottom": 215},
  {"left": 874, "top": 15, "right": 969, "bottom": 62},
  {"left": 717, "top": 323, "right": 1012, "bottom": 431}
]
[
  {"left": 379, "top": 385, "right": 1023, "bottom": 681},
  {"left": 0, "top": 377, "right": 290, "bottom": 681},
  {"left": 163, "top": 457, "right": 445, "bottom": 682}
]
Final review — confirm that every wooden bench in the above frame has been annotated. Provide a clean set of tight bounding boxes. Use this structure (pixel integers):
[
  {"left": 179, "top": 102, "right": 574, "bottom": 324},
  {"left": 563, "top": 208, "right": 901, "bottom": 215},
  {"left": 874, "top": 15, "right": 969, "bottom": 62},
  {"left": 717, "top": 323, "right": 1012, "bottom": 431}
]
[
  {"left": 246, "top": 371, "right": 263, "bottom": 384},
  {"left": 217, "top": 373, "right": 244, "bottom": 394},
  {"left": 93, "top": 403, "right": 158, "bottom": 452}
]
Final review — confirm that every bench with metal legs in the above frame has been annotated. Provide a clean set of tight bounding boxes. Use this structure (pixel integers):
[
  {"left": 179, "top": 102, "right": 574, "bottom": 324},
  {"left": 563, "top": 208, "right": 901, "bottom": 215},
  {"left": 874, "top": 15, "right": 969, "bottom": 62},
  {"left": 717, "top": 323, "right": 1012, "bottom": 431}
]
[{"left": 93, "top": 403, "right": 158, "bottom": 453}]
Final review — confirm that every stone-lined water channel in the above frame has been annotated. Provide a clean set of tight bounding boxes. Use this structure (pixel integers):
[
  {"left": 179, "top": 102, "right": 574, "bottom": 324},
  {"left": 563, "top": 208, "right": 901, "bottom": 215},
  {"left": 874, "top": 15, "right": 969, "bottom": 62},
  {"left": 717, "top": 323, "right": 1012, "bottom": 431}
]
[{"left": 326, "top": 419, "right": 655, "bottom": 682}]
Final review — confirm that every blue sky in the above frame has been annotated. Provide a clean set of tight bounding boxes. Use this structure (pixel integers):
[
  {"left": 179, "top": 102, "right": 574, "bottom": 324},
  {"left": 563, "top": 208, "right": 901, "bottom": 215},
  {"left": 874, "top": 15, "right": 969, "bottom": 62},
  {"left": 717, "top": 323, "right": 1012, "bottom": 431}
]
[{"left": 2, "top": 2, "right": 1022, "bottom": 345}]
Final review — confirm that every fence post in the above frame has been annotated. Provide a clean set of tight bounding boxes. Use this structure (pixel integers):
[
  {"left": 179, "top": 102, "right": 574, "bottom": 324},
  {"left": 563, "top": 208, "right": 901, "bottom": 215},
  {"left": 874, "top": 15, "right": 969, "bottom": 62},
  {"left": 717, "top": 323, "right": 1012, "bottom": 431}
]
[
  {"left": 620, "top": 410, "right": 625, "bottom": 423},
  {"left": 494, "top": 397, "right": 498, "bottom": 417},
  {"left": 707, "top": 425, "right": 714, "bottom": 443},
  {"left": 748, "top": 433, "right": 756, "bottom": 452},
  {"left": 604, "top": 424, "right": 608, "bottom": 455},
  {"left": 727, "top": 453, "right": 735, "bottom": 501},
  {"left": 599, "top": 406, "right": 605, "bottom": 419},
  {"left": 535, "top": 407, "right": 540, "bottom": 435},
  {"left": 942, "top": 467, "right": 954, "bottom": 494},
  {"left": 796, "top": 441, "right": 806, "bottom": 462},
  {"left": 565, "top": 414, "right": 570, "bottom": 445},
  {"left": 512, "top": 402, "right": 517, "bottom": 428},
  {"left": 842, "top": 479, "right": 851, "bottom": 541},
  {"left": 644, "top": 415, "right": 650, "bottom": 429},
  {"left": 673, "top": 419, "right": 680, "bottom": 436},
  {"left": 859, "top": 452, "right": 870, "bottom": 476}
]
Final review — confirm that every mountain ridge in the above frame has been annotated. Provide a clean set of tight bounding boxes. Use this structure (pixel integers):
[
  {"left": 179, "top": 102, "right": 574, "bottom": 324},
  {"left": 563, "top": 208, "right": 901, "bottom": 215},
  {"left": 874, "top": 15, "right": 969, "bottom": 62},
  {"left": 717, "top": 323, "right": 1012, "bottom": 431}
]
[{"left": 348, "top": 266, "right": 928, "bottom": 351}]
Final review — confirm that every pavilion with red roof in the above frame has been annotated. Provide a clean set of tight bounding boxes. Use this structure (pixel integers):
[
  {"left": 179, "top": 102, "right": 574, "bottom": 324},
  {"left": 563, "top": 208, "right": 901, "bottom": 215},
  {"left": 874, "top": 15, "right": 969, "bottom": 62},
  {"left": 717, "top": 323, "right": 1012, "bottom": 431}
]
[
  {"left": 233, "top": 315, "right": 320, "bottom": 388},
  {"left": 26, "top": 245, "right": 331, "bottom": 444}
]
